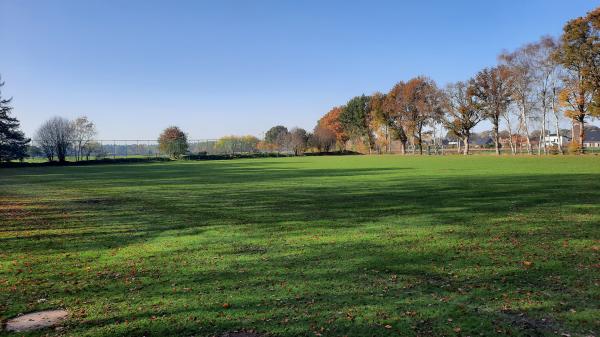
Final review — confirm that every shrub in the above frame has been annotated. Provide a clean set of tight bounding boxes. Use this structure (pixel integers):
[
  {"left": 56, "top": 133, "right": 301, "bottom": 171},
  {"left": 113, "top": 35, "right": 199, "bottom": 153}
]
[{"left": 567, "top": 141, "right": 582, "bottom": 155}]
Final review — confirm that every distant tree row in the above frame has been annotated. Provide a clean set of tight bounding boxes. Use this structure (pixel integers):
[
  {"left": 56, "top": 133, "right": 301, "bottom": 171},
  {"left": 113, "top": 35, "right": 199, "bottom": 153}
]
[
  {"left": 260, "top": 126, "right": 311, "bottom": 155},
  {"left": 308, "top": 6, "right": 600, "bottom": 155},
  {"left": 0, "top": 77, "right": 104, "bottom": 163}
]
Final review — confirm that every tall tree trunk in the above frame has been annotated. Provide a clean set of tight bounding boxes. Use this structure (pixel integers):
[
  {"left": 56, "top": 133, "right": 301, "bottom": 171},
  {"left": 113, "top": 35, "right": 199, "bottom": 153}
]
[
  {"left": 457, "top": 139, "right": 461, "bottom": 154},
  {"left": 554, "top": 115, "right": 562, "bottom": 155},
  {"left": 577, "top": 88, "right": 586, "bottom": 153},
  {"left": 493, "top": 115, "right": 500, "bottom": 155},
  {"left": 520, "top": 106, "right": 532, "bottom": 154},
  {"left": 463, "top": 134, "right": 470, "bottom": 155},
  {"left": 551, "top": 87, "right": 563, "bottom": 154},
  {"left": 578, "top": 116, "right": 585, "bottom": 154},
  {"left": 539, "top": 100, "right": 547, "bottom": 155},
  {"left": 417, "top": 124, "right": 423, "bottom": 155},
  {"left": 503, "top": 113, "right": 516, "bottom": 155},
  {"left": 366, "top": 133, "right": 374, "bottom": 154},
  {"left": 542, "top": 101, "right": 548, "bottom": 154}
]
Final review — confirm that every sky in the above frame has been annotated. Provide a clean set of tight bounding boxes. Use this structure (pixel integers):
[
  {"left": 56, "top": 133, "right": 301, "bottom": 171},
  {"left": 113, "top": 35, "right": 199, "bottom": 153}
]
[{"left": 0, "top": 0, "right": 597, "bottom": 140}]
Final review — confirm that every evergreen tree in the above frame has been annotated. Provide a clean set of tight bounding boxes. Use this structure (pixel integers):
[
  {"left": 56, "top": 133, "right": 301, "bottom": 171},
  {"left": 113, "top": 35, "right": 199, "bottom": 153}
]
[
  {"left": 339, "top": 95, "right": 374, "bottom": 153},
  {"left": 0, "top": 76, "right": 30, "bottom": 162}
]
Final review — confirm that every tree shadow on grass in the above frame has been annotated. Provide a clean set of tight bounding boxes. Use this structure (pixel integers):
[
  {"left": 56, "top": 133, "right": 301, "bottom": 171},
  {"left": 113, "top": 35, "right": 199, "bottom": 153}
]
[
  {"left": 1, "top": 161, "right": 599, "bottom": 336},
  {"left": 48, "top": 239, "right": 594, "bottom": 336}
]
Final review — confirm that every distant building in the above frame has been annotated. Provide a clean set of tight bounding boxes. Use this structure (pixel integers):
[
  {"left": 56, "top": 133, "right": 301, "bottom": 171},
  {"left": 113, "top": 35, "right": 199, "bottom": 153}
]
[
  {"left": 572, "top": 121, "right": 600, "bottom": 148},
  {"left": 543, "top": 134, "right": 570, "bottom": 147},
  {"left": 583, "top": 133, "right": 600, "bottom": 148}
]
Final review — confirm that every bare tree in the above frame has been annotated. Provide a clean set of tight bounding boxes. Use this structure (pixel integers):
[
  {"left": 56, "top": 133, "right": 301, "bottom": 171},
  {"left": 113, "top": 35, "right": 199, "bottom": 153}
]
[
  {"left": 35, "top": 117, "right": 74, "bottom": 162},
  {"left": 72, "top": 116, "right": 96, "bottom": 161},
  {"left": 443, "top": 81, "right": 484, "bottom": 155},
  {"left": 275, "top": 131, "right": 290, "bottom": 153},
  {"left": 525, "top": 37, "right": 561, "bottom": 154},
  {"left": 35, "top": 123, "right": 55, "bottom": 161},
  {"left": 500, "top": 46, "right": 537, "bottom": 154},
  {"left": 550, "top": 83, "right": 564, "bottom": 153},
  {"left": 83, "top": 141, "right": 103, "bottom": 160},
  {"left": 501, "top": 108, "right": 518, "bottom": 155}
]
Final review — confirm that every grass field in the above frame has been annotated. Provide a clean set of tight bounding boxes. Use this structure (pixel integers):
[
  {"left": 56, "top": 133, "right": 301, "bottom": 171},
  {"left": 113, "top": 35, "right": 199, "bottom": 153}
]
[{"left": 1, "top": 155, "right": 599, "bottom": 337}]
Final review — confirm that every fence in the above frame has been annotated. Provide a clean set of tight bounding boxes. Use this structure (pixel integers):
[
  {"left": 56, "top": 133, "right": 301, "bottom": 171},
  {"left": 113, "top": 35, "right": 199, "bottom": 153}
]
[
  {"left": 27, "top": 138, "right": 600, "bottom": 162},
  {"left": 28, "top": 139, "right": 229, "bottom": 160}
]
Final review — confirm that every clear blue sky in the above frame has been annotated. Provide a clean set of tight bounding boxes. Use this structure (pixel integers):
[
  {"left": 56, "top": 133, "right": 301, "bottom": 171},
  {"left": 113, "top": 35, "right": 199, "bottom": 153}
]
[{"left": 0, "top": 0, "right": 597, "bottom": 139}]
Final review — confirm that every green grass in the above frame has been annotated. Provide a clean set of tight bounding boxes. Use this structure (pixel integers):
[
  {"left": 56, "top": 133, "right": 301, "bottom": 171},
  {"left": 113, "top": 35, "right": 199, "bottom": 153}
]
[{"left": 1, "top": 155, "right": 599, "bottom": 337}]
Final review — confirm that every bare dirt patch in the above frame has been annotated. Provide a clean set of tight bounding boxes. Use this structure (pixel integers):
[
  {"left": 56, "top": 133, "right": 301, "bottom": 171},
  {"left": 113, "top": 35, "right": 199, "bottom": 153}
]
[{"left": 5, "top": 309, "right": 68, "bottom": 332}]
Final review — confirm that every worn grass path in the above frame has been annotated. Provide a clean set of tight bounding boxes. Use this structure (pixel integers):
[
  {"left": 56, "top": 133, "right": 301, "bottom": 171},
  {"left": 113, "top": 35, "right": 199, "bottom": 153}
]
[{"left": 1, "top": 155, "right": 599, "bottom": 336}]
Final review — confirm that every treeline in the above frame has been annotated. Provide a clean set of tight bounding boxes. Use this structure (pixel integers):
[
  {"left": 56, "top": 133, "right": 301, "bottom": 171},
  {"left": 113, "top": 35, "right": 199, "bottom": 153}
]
[{"left": 290, "top": 7, "right": 599, "bottom": 155}]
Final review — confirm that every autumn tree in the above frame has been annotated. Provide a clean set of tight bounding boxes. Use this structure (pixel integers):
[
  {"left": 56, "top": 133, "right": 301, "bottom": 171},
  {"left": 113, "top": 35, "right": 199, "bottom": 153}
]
[
  {"left": 216, "top": 136, "right": 240, "bottom": 154},
  {"left": 240, "top": 135, "right": 260, "bottom": 153},
  {"left": 443, "top": 81, "right": 484, "bottom": 155},
  {"left": 380, "top": 77, "right": 443, "bottom": 155},
  {"left": 369, "top": 92, "right": 391, "bottom": 153},
  {"left": 0, "top": 76, "right": 29, "bottom": 162},
  {"left": 311, "top": 125, "right": 336, "bottom": 152},
  {"left": 318, "top": 106, "right": 348, "bottom": 150},
  {"left": 381, "top": 82, "right": 410, "bottom": 154},
  {"left": 158, "top": 126, "right": 188, "bottom": 159},
  {"left": 470, "top": 66, "right": 513, "bottom": 155},
  {"left": 554, "top": 6, "right": 600, "bottom": 151},
  {"left": 339, "top": 95, "right": 374, "bottom": 153},
  {"left": 414, "top": 78, "right": 445, "bottom": 154},
  {"left": 216, "top": 135, "right": 259, "bottom": 154},
  {"left": 591, "top": 7, "right": 600, "bottom": 109}
]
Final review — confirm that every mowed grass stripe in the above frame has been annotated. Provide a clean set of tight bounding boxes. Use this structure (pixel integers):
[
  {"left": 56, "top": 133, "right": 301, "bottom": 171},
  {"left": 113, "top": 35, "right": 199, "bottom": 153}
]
[{"left": 0, "top": 155, "right": 599, "bottom": 336}]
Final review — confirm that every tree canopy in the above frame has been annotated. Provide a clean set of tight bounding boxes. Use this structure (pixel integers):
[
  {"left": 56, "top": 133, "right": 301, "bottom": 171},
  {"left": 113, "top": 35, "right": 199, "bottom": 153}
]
[
  {"left": 158, "top": 126, "right": 188, "bottom": 159},
  {"left": 0, "top": 76, "right": 29, "bottom": 162}
]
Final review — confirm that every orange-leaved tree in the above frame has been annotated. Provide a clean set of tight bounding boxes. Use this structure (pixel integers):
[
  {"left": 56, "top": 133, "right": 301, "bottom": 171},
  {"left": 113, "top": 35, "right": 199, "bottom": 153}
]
[
  {"left": 317, "top": 106, "right": 348, "bottom": 151},
  {"left": 554, "top": 6, "right": 600, "bottom": 151},
  {"left": 158, "top": 126, "right": 188, "bottom": 159}
]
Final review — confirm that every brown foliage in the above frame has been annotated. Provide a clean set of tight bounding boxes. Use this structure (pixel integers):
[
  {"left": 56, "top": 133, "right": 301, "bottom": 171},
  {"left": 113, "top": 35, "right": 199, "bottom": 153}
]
[
  {"left": 158, "top": 126, "right": 188, "bottom": 158},
  {"left": 380, "top": 77, "right": 443, "bottom": 154},
  {"left": 317, "top": 106, "right": 348, "bottom": 150}
]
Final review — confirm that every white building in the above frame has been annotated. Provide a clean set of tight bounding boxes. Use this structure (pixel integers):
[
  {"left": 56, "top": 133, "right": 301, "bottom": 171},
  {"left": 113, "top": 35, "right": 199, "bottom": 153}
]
[{"left": 543, "top": 134, "right": 570, "bottom": 147}]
